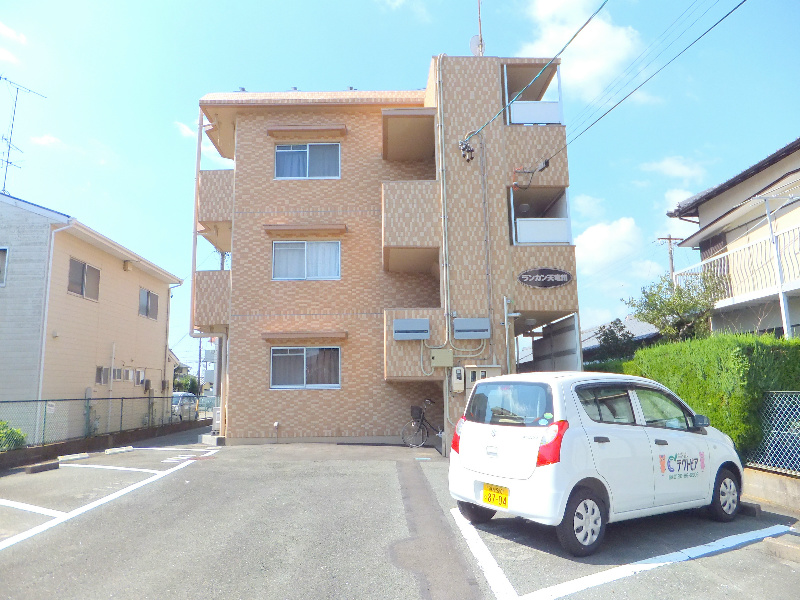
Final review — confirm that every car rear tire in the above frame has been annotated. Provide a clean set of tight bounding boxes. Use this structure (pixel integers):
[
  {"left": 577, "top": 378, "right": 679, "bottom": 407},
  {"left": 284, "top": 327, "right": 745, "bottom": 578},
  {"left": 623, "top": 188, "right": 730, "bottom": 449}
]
[
  {"left": 708, "top": 468, "right": 739, "bottom": 522},
  {"left": 556, "top": 488, "right": 607, "bottom": 557},
  {"left": 457, "top": 500, "right": 496, "bottom": 524},
  {"left": 401, "top": 420, "right": 428, "bottom": 447}
]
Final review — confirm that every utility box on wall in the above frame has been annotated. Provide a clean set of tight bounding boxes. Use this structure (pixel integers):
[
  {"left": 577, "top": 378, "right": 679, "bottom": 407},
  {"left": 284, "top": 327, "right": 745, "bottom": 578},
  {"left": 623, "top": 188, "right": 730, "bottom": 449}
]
[
  {"left": 430, "top": 348, "right": 454, "bottom": 367},
  {"left": 464, "top": 365, "right": 502, "bottom": 393},
  {"left": 453, "top": 318, "right": 491, "bottom": 340},
  {"left": 393, "top": 318, "right": 431, "bottom": 340}
]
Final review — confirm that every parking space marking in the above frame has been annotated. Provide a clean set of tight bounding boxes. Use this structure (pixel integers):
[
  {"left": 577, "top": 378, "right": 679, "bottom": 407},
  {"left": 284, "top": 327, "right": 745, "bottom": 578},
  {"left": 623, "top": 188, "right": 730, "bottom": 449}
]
[
  {"left": 0, "top": 499, "right": 67, "bottom": 518},
  {"left": 452, "top": 508, "right": 792, "bottom": 600},
  {"left": 60, "top": 464, "right": 161, "bottom": 474},
  {"left": 0, "top": 459, "right": 195, "bottom": 553}
]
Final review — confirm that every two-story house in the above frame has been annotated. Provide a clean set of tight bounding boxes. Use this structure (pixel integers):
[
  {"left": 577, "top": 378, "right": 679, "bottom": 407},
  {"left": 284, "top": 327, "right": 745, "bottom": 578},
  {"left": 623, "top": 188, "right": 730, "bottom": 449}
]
[
  {"left": 192, "top": 55, "right": 581, "bottom": 448},
  {"left": 0, "top": 192, "right": 181, "bottom": 443},
  {"left": 669, "top": 138, "right": 800, "bottom": 337}
]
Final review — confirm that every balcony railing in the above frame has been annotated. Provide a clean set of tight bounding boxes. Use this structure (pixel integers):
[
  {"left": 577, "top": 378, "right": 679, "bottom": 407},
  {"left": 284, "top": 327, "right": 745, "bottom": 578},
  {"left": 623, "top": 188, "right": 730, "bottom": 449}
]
[
  {"left": 508, "top": 101, "right": 562, "bottom": 125},
  {"left": 674, "top": 225, "right": 800, "bottom": 305},
  {"left": 514, "top": 218, "right": 571, "bottom": 245}
]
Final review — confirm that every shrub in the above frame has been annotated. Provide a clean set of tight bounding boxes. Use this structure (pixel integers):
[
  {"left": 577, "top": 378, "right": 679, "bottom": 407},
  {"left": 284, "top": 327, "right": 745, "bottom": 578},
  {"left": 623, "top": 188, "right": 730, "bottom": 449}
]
[
  {"left": 622, "top": 334, "right": 800, "bottom": 454},
  {"left": 584, "top": 358, "right": 626, "bottom": 374},
  {"left": 0, "top": 420, "right": 27, "bottom": 451}
]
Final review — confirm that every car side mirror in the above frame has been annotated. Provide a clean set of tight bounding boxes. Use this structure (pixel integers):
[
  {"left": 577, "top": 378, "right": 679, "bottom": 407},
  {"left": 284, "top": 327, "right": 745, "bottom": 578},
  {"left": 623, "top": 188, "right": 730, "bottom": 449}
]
[{"left": 692, "top": 414, "right": 710, "bottom": 428}]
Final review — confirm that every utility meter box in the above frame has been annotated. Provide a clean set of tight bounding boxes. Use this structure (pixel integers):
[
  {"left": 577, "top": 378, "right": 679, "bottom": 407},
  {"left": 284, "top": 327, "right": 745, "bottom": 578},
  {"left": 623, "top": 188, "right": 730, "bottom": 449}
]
[
  {"left": 453, "top": 318, "right": 491, "bottom": 339},
  {"left": 430, "top": 348, "right": 454, "bottom": 367},
  {"left": 451, "top": 366, "right": 465, "bottom": 393},
  {"left": 393, "top": 318, "right": 431, "bottom": 340},
  {"left": 464, "top": 365, "right": 502, "bottom": 393}
]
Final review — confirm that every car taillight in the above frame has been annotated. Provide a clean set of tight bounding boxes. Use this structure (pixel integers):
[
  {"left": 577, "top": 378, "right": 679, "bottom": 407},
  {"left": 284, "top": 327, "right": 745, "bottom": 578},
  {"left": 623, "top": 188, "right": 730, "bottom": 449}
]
[
  {"left": 537, "top": 420, "right": 569, "bottom": 467},
  {"left": 451, "top": 416, "right": 465, "bottom": 454}
]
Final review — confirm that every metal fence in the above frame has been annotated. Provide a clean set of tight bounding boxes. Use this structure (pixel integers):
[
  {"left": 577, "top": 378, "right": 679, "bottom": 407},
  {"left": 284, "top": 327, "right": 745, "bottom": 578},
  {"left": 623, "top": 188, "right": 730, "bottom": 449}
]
[
  {"left": 0, "top": 395, "right": 215, "bottom": 451},
  {"left": 746, "top": 391, "right": 800, "bottom": 476}
]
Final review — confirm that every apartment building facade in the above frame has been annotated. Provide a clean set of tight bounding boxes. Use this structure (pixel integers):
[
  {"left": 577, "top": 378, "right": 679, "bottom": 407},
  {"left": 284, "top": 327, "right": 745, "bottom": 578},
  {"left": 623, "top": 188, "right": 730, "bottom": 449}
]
[
  {"left": 0, "top": 193, "right": 181, "bottom": 441},
  {"left": 670, "top": 138, "right": 800, "bottom": 337},
  {"left": 193, "top": 55, "right": 580, "bottom": 447}
]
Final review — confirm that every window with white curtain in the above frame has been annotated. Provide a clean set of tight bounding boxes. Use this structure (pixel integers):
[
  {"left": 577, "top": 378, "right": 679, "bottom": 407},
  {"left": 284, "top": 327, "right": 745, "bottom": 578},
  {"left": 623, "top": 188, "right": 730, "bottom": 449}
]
[
  {"left": 270, "top": 347, "right": 340, "bottom": 389},
  {"left": 272, "top": 241, "right": 340, "bottom": 280},
  {"left": 275, "top": 143, "right": 340, "bottom": 179}
]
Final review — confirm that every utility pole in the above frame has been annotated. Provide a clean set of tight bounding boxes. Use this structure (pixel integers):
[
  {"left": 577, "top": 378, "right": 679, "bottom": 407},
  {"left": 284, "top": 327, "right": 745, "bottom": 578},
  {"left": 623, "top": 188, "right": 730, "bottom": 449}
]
[{"left": 658, "top": 235, "right": 684, "bottom": 281}]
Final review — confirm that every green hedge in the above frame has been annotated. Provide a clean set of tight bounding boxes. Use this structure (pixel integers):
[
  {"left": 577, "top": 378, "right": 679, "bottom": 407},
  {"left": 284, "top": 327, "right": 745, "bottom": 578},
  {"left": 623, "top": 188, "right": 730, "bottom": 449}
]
[
  {"left": 621, "top": 334, "right": 800, "bottom": 454},
  {"left": 583, "top": 359, "right": 626, "bottom": 373}
]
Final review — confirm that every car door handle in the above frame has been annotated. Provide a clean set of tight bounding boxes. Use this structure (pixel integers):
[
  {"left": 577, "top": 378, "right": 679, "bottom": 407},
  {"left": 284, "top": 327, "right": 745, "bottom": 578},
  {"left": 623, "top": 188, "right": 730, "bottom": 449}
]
[
  {"left": 593, "top": 436, "right": 610, "bottom": 443},
  {"left": 655, "top": 439, "right": 668, "bottom": 446}
]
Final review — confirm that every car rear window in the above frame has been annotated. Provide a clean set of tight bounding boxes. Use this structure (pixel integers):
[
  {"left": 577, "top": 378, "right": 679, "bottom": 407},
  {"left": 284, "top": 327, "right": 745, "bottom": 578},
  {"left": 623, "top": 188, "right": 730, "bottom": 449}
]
[{"left": 465, "top": 382, "right": 553, "bottom": 427}]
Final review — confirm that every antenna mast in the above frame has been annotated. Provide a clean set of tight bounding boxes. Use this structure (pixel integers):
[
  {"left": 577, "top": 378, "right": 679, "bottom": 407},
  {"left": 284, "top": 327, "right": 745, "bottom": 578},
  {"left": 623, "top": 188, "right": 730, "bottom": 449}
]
[
  {"left": 477, "top": 0, "right": 485, "bottom": 56},
  {"left": 1, "top": 76, "right": 46, "bottom": 195}
]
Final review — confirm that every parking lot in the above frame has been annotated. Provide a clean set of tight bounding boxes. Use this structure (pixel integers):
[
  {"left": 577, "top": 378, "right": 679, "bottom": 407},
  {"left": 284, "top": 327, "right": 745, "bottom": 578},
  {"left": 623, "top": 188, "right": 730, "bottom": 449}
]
[{"left": 1, "top": 430, "right": 799, "bottom": 599}]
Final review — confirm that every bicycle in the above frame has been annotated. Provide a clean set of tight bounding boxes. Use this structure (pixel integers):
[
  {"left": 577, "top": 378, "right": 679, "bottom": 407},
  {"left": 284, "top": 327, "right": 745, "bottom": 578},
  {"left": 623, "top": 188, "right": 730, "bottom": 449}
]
[{"left": 401, "top": 398, "right": 443, "bottom": 448}]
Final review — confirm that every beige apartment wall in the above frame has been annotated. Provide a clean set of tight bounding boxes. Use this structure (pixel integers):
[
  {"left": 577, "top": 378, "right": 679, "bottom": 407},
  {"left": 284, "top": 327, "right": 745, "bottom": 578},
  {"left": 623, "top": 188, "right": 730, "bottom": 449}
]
[
  {"left": 41, "top": 232, "right": 172, "bottom": 402},
  {"left": 198, "top": 169, "right": 234, "bottom": 222},
  {"left": 0, "top": 202, "right": 59, "bottom": 401}
]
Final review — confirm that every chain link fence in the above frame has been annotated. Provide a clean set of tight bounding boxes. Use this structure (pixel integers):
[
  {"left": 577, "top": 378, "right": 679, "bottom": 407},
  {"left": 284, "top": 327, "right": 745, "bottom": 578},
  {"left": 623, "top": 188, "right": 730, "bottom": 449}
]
[
  {"left": 0, "top": 395, "right": 180, "bottom": 450},
  {"left": 746, "top": 391, "right": 800, "bottom": 476}
]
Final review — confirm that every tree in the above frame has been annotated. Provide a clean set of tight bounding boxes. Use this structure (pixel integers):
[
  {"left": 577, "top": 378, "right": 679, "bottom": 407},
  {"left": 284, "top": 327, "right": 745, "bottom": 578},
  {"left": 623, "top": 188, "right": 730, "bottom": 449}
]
[
  {"left": 173, "top": 374, "right": 199, "bottom": 395},
  {"left": 624, "top": 272, "right": 725, "bottom": 342},
  {"left": 594, "top": 318, "right": 637, "bottom": 361}
]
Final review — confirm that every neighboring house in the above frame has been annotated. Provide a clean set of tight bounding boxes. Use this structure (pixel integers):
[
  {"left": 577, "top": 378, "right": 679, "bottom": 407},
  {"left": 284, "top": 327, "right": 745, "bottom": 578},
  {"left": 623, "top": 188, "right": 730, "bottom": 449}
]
[
  {"left": 0, "top": 192, "right": 181, "bottom": 441},
  {"left": 669, "top": 138, "right": 800, "bottom": 337},
  {"left": 168, "top": 349, "right": 191, "bottom": 377},
  {"left": 580, "top": 316, "right": 661, "bottom": 363},
  {"left": 192, "top": 55, "right": 580, "bottom": 446}
]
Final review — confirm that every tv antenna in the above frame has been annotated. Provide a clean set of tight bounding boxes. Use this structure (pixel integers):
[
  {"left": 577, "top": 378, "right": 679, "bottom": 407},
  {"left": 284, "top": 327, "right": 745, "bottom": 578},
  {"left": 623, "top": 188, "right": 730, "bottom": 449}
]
[
  {"left": 470, "top": 0, "right": 485, "bottom": 56},
  {"left": 1, "top": 76, "right": 46, "bottom": 195}
]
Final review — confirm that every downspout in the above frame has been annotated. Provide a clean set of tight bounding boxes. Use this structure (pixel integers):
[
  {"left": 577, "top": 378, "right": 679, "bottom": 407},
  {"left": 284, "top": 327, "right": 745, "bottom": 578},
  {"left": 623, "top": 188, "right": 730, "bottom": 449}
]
[
  {"left": 765, "top": 198, "right": 792, "bottom": 338},
  {"left": 35, "top": 220, "right": 74, "bottom": 444}
]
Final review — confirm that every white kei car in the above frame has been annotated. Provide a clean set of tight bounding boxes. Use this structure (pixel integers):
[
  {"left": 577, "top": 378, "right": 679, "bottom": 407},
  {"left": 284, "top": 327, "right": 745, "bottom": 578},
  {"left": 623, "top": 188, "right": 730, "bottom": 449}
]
[{"left": 448, "top": 372, "right": 743, "bottom": 556}]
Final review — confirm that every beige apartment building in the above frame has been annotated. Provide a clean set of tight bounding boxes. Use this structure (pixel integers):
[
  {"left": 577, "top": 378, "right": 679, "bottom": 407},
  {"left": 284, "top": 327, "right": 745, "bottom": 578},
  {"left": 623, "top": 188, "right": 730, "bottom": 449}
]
[
  {"left": 0, "top": 193, "right": 181, "bottom": 442},
  {"left": 670, "top": 137, "right": 800, "bottom": 337},
  {"left": 192, "top": 55, "right": 581, "bottom": 448}
]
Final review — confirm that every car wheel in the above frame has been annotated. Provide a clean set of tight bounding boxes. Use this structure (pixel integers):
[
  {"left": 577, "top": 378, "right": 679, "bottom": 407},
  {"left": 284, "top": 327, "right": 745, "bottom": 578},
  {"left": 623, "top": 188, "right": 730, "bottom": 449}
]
[
  {"left": 708, "top": 468, "right": 739, "bottom": 522},
  {"left": 457, "top": 500, "right": 496, "bottom": 524},
  {"left": 556, "top": 488, "right": 607, "bottom": 557}
]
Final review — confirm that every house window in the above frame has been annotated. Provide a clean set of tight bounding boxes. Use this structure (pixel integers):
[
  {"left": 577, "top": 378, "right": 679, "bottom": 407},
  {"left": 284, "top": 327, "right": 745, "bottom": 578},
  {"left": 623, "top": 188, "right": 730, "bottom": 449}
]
[
  {"left": 139, "top": 288, "right": 159, "bottom": 319},
  {"left": 95, "top": 367, "right": 110, "bottom": 385},
  {"left": 272, "top": 241, "right": 340, "bottom": 280},
  {"left": 113, "top": 368, "right": 123, "bottom": 381},
  {"left": 135, "top": 369, "right": 145, "bottom": 386},
  {"left": 0, "top": 247, "right": 7, "bottom": 285},
  {"left": 270, "top": 347, "right": 340, "bottom": 389},
  {"left": 123, "top": 368, "right": 133, "bottom": 382},
  {"left": 68, "top": 258, "right": 100, "bottom": 300},
  {"left": 275, "top": 143, "right": 340, "bottom": 179}
]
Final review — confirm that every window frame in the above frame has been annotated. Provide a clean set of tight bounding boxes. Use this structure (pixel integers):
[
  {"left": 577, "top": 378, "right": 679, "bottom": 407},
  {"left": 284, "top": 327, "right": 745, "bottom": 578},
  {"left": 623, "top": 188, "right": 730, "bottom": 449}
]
[
  {"left": 271, "top": 240, "right": 341, "bottom": 281},
  {"left": 575, "top": 384, "right": 638, "bottom": 426},
  {"left": 134, "top": 369, "right": 146, "bottom": 386},
  {"left": 95, "top": 367, "right": 110, "bottom": 385},
  {"left": 0, "top": 247, "right": 8, "bottom": 286},
  {"left": 138, "top": 288, "right": 159, "bottom": 320},
  {"left": 274, "top": 143, "right": 341, "bottom": 180},
  {"left": 270, "top": 346, "right": 341, "bottom": 390},
  {"left": 68, "top": 258, "right": 100, "bottom": 301},
  {"left": 632, "top": 386, "right": 694, "bottom": 431}
]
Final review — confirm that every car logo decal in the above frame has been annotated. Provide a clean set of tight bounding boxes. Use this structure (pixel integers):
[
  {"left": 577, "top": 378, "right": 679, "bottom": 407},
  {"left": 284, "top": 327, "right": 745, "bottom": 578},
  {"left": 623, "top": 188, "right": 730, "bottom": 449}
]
[{"left": 491, "top": 429, "right": 496, "bottom": 437}]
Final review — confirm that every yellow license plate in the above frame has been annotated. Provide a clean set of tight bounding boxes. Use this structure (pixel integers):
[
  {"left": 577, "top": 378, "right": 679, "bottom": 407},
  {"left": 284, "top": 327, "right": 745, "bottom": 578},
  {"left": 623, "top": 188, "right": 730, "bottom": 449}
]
[{"left": 482, "top": 483, "right": 509, "bottom": 509}]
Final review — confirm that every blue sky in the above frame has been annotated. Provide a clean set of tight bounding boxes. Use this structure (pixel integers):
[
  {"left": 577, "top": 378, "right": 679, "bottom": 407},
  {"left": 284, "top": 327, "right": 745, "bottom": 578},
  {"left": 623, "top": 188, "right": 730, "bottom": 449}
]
[{"left": 2, "top": 0, "right": 798, "bottom": 371}]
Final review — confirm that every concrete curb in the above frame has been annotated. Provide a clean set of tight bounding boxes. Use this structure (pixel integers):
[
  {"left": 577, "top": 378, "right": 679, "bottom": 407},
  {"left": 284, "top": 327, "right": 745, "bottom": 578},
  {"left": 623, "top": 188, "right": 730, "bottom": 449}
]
[
  {"left": 763, "top": 531, "right": 800, "bottom": 564},
  {"left": 25, "top": 461, "right": 59, "bottom": 474},
  {"left": 105, "top": 446, "right": 134, "bottom": 455},
  {"left": 58, "top": 453, "right": 89, "bottom": 462}
]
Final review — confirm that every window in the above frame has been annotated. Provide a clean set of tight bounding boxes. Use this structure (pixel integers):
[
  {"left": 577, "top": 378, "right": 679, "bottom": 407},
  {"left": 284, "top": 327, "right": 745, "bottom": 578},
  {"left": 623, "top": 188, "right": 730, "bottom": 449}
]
[
  {"left": 636, "top": 388, "right": 691, "bottom": 431},
  {"left": 68, "top": 258, "right": 100, "bottom": 300},
  {"left": 134, "top": 369, "right": 145, "bottom": 386},
  {"left": 139, "top": 288, "right": 159, "bottom": 319},
  {"left": 123, "top": 368, "right": 133, "bottom": 382},
  {"left": 113, "top": 368, "right": 123, "bottom": 381},
  {"left": 576, "top": 386, "right": 636, "bottom": 425},
  {"left": 275, "top": 143, "right": 340, "bottom": 179},
  {"left": 0, "top": 247, "right": 7, "bottom": 285},
  {"left": 465, "top": 382, "right": 553, "bottom": 427},
  {"left": 95, "top": 367, "right": 109, "bottom": 385},
  {"left": 270, "top": 347, "right": 340, "bottom": 389},
  {"left": 272, "top": 241, "right": 340, "bottom": 280}
]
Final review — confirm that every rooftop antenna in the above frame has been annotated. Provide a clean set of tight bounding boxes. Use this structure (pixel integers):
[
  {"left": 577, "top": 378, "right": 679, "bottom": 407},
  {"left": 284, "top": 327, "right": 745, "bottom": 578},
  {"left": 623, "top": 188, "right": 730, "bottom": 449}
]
[
  {"left": 1, "top": 76, "right": 46, "bottom": 195},
  {"left": 470, "top": 0, "right": 485, "bottom": 56}
]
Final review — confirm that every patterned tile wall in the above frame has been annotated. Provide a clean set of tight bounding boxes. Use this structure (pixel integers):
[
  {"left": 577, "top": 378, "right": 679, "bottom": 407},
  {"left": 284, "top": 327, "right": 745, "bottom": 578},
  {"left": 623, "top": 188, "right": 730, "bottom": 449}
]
[{"left": 199, "top": 170, "right": 234, "bottom": 222}]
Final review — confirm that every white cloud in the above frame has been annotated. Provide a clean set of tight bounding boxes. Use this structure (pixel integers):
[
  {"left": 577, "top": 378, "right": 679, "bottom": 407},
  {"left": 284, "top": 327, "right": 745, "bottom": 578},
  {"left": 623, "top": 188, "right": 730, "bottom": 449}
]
[
  {"left": 0, "top": 22, "right": 26, "bottom": 44},
  {"left": 519, "top": 0, "right": 642, "bottom": 103},
  {"left": 0, "top": 48, "right": 18, "bottom": 63},
  {"left": 655, "top": 188, "right": 701, "bottom": 239},
  {"left": 31, "top": 134, "right": 62, "bottom": 146},
  {"left": 174, "top": 121, "right": 195, "bottom": 138},
  {"left": 571, "top": 193, "right": 606, "bottom": 226},
  {"left": 373, "top": 0, "right": 430, "bottom": 22},
  {"left": 574, "top": 216, "right": 643, "bottom": 274},
  {"left": 641, "top": 156, "right": 705, "bottom": 182}
]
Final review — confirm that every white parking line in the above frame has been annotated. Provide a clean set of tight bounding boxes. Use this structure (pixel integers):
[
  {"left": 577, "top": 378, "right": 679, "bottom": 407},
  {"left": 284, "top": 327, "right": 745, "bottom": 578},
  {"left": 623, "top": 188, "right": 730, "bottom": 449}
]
[
  {"left": 60, "top": 464, "right": 161, "bottom": 474},
  {"left": 0, "top": 459, "right": 195, "bottom": 552},
  {"left": 451, "top": 508, "right": 792, "bottom": 600},
  {"left": 0, "top": 499, "right": 67, "bottom": 518}
]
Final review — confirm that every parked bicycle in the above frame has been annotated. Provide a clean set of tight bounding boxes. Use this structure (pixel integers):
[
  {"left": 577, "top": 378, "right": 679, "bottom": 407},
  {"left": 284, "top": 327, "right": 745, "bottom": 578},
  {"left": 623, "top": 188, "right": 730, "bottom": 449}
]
[{"left": 401, "top": 398, "right": 443, "bottom": 447}]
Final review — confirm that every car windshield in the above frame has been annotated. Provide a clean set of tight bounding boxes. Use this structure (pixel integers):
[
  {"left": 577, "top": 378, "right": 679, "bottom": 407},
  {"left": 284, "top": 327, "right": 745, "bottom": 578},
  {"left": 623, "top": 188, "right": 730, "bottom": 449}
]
[
  {"left": 465, "top": 382, "right": 553, "bottom": 427},
  {"left": 172, "top": 396, "right": 181, "bottom": 405}
]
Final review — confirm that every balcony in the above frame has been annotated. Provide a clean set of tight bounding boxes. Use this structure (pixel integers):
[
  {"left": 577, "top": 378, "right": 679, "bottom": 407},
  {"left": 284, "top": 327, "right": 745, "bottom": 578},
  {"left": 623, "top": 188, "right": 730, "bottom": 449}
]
[
  {"left": 198, "top": 170, "right": 233, "bottom": 252},
  {"left": 674, "top": 225, "right": 800, "bottom": 307},
  {"left": 510, "top": 186, "right": 571, "bottom": 245},
  {"left": 508, "top": 101, "right": 562, "bottom": 125},
  {"left": 194, "top": 270, "right": 231, "bottom": 331},
  {"left": 382, "top": 180, "right": 441, "bottom": 273}
]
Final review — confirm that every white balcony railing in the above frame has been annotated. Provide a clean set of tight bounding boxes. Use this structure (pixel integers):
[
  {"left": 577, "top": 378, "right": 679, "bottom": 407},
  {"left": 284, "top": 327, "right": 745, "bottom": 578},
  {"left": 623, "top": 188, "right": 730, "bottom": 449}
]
[
  {"left": 509, "top": 101, "right": 562, "bottom": 125},
  {"left": 674, "top": 225, "right": 800, "bottom": 305},
  {"left": 515, "top": 218, "right": 571, "bottom": 245}
]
